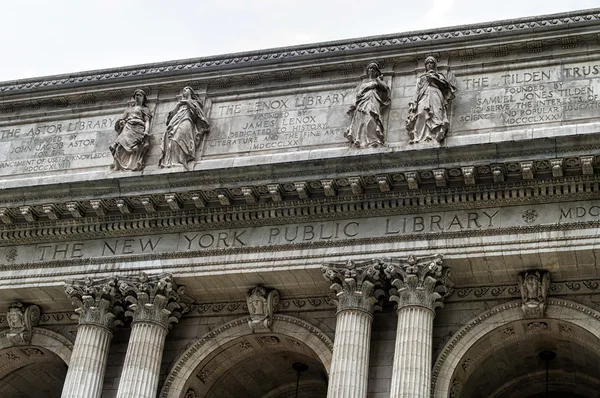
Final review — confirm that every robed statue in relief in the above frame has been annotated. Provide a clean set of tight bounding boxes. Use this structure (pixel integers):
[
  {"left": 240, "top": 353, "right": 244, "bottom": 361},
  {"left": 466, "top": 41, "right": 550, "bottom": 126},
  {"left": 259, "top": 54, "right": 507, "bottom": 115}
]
[
  {"left": 110, "top": 89, "right": 152, "bottom": 171},
  {"left": 345, "top": 62, "right": 391, "bottom": 148},
  {"left": 406, "top": 56, "right": 457, "bottom": 144},
  {"left": 159, "top": 86, "right": 210, "bottom": 171}
]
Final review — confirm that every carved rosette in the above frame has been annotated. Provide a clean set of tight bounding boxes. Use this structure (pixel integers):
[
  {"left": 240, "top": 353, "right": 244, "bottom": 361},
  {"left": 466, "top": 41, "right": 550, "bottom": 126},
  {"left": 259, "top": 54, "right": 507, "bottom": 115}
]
[
  {"left": 519, "top": 270, "right": 550, "bottom": 318},
  {"left": 118, "top": 272, "right": 186, "bottom": 329},
  {"left": 64, "top": 277, "right": 124, "bottom": 329},
  {"left": 185, "top": 388, "right": 198, "bottom": 398},
  {"left": 383, "top": 254, "right": 450, "bottom": 312},
  {"left": 321, "top": 259, "right": 384, "bottom": 314},
  {"left": 6, "top": 302, "right": 40, "bottom": 345},
  {"left": 246, "top": 286, "right": 280, "bottom": 332}
]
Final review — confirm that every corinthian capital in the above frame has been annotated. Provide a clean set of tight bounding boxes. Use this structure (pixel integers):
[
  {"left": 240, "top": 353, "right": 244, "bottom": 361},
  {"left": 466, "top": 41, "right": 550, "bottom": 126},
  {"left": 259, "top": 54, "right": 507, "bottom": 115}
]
[
  {"left": 64, "top": 277, "right": 123, "bottom": 329},
  {"left": 321, "top": 259, "right": 384, "bottom": 314},
  {"left": 382, "top": 254, "right": 450, "bottom": 312},
  {"left": 118, "top": 272, "right": 186, "bottom": 329}
]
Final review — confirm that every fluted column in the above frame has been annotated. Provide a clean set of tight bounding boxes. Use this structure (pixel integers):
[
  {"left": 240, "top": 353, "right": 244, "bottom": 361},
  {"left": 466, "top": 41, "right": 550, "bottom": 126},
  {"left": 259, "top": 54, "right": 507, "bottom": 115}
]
[
  {"left": 62, "top": 277, "right": 123, "bottom": 398},
  {"left": 382, "top": 254, "right": 450, "bottom": 398},
  {"left": 322, "top": 259, "right": 384, "bottom": 398},
  {"left": 116, "top": 273, "right": 186, "bottom": 398}
]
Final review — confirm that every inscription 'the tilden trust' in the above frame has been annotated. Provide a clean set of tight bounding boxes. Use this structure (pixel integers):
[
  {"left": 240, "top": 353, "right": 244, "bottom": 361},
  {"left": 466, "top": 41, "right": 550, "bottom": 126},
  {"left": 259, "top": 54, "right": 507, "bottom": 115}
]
[{"left": 454, "top": 61, "right": 600, "bottom": 130}]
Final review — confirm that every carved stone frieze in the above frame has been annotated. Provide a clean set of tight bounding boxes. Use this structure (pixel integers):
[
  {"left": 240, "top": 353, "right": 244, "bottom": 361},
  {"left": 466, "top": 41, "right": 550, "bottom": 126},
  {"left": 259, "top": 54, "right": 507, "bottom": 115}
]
[
  {"left": 246, "top": 286, "right": 280, "bottom": 332},
  {"left": 382, "top": 254, "right": 450, "bottom": 312},
  {"left": 194, "top": 296, "right": 334, "bottom": 316},
  {"left": 118, "top": 272, "right": 187, "bottom": 328},
  {"left": 6, "top": 302, "right": 40, "bottom": 345},
  {"left": 64, "top": 276, "right": 124, "bottom": 329},
  {"left": 321, "top": 259, "right": 384, "bottom": 314},
  {"left": 519, "top": 270, "right": 550, "bottom": 318}
]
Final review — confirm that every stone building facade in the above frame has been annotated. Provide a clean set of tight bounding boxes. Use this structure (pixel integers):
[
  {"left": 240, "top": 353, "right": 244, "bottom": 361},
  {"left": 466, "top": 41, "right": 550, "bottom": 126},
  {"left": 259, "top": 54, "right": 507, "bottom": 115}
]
[{"left": 1, "top": 8, "right": 600, "bottom": 398}]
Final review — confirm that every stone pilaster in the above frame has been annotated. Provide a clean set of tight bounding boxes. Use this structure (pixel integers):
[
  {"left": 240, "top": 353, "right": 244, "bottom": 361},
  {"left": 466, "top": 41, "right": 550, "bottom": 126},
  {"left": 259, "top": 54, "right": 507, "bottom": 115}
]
[
  {"left": 322, "top": 259, "right": 384, "bottom": 398},
  {"left": 382, "top": 254, "right": 450, "bottom": 398},
  {"left": 116, "top": 273, "right": 186, "bottom": 398},
  {"left": 62, "top": 277, "right": 123, "bottom": 398}
]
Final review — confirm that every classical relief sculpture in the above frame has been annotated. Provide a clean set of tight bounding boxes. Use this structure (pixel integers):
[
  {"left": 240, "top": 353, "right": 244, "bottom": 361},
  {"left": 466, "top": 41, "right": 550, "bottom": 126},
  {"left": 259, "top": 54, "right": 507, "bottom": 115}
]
[
  {"left": 159, "top": 86, "right": 210, "bottom": 170},
  {"left": 6, "top": 302, "right": 40, "bottom": 345},
  {"left": 406, "top": 56, "right": 457, "bottom": 144},
  {"left": 110, "top": 89, "right": 153, "bottom": 171},
  {"left": 345, "top": 62, "right": 391, "bottom": 148},
  {"left": 246, "top": 286, "right": 280, "bottom": 332},
  {"left": 519, "top": 270, "right": 549, "bottom": 318}
]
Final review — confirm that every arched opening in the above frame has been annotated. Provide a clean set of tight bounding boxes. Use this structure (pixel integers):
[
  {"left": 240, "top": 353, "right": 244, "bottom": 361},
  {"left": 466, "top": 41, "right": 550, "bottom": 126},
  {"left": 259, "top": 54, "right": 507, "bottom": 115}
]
[
  {"left": 432, "top": 299, "right": 600, "bottom": 398},
  {"left": 454, "top": 319, "right": 600, "bottom": 397},
  {"left": 160, "top": 315, "right": 333, "bottom": 398},
  {"left": 0, "top": 328, "right": 73, "bottom": 398},
  {"left": 0, "top": 346, "right": 68, "bottom": 397},
  {"left": 186, "top": 333, "right": 327, "bottom": 397}
]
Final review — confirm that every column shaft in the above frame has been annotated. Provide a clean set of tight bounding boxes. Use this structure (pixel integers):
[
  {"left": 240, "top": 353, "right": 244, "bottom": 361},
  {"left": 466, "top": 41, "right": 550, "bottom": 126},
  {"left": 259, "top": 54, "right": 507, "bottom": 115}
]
[
  {"left": 390, "top": 306, "right": 434, "bottom": 398},
  {"left": 61, "top": 324, "right": 113, "bottom": 398},
  {"left": 116, "top": 322, "right": 168, "bottom": 398},
  {"left": 327, "top": 309, "right": 373, "bottom": 398}
]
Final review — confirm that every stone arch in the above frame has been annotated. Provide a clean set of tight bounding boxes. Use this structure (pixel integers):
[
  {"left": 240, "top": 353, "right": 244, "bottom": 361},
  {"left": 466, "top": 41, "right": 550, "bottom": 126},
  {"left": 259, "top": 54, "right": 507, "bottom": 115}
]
[
  {"left": 0, "top": 327, "right": 73, "bottom": 366},
  {"left": 0, "top": 327, "right": 74, "bottom": 397},
  {"left": 432, "top": 298, "right": 600, "bottom": 398},
  {"left": 160, "top": 314, "right": 333, "bottom": 398}
]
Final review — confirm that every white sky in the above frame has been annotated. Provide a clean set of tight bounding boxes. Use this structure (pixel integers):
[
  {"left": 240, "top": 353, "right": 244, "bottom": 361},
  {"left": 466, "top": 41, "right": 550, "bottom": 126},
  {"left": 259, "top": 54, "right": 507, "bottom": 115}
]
[{"left": 1, "top": 0, "right": 597, "bottom": 82}]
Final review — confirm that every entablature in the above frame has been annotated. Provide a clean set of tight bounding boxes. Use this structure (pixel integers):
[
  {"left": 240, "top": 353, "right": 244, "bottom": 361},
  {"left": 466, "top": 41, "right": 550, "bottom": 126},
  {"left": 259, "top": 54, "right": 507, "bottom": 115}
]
[{"left": 0, "top": 151, "right": 599, "bottom": 244}]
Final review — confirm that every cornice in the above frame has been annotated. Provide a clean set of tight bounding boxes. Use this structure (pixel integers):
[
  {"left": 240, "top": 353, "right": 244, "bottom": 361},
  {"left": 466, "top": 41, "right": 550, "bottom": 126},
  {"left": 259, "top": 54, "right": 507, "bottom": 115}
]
[
  {"left": 0, "top": 153, "right": 597, "bottom": 241},
  {"left": 0, "top": 9, "right": 598, "bottom": 96}
]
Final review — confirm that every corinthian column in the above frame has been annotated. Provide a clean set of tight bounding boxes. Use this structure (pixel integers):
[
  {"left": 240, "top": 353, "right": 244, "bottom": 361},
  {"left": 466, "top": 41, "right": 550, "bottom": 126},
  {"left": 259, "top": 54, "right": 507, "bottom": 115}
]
[
  {"left": 382, "top": 254, "right": 450, "bottom": 398},
  {"left": 322, "top": 259, "right": 384, "bottom": 398},
  {"left": 62, "top": 277, "right": 123, "bottom": 398},
  {"left": 116, "top": 273, "right": 186, "bottom": 398}
]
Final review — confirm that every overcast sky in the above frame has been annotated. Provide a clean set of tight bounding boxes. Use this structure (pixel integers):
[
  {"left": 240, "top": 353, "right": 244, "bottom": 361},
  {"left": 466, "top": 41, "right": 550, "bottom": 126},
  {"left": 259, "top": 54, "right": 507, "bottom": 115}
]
[{"left": 1, "top": 0, "right": 597, "bottom": 82}]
